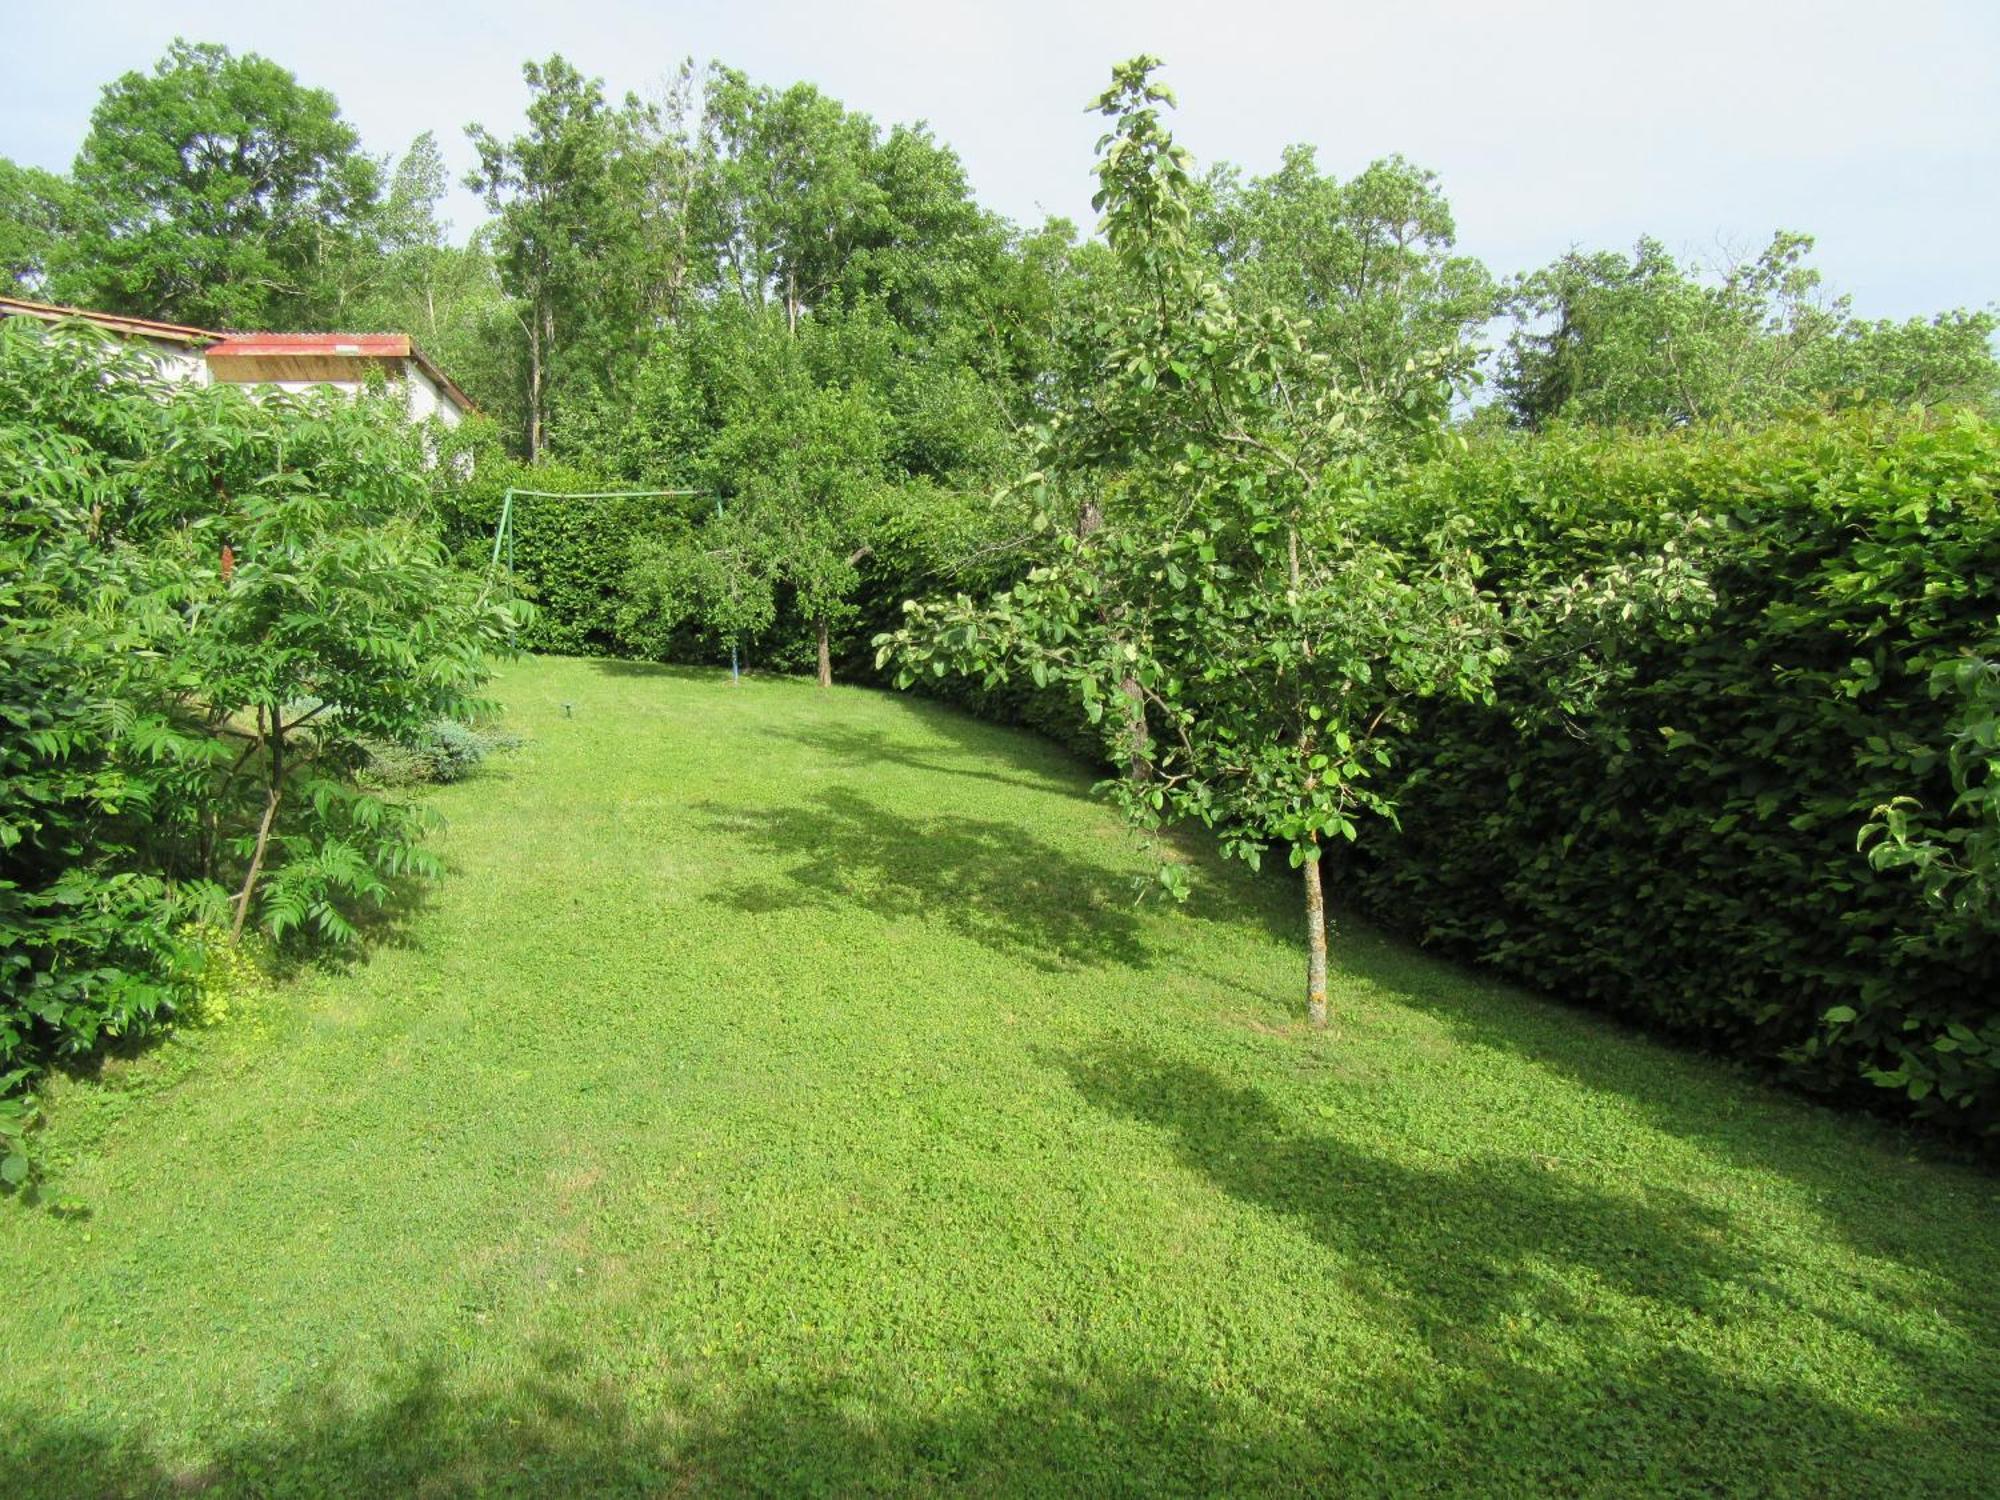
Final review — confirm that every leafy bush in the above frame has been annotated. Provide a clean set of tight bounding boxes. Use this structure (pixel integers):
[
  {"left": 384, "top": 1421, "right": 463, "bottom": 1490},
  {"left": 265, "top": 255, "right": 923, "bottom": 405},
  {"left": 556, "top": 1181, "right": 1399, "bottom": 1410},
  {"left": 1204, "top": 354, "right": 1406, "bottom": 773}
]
[
  {"left": 1861, "top": 653, "right": 2000, "bottom": 919},
  {"left": 1349, "top": 411, "right": 2000, "bottom": 1133},
  {"left": 433, "top": 442, "right": 705, "bottom": 658},
  {"left": 2, "top": 326, "right": 213, "bottom": 1128},
  {"left": 1, "top": 319, "right": 519, "bottom": 1173}
]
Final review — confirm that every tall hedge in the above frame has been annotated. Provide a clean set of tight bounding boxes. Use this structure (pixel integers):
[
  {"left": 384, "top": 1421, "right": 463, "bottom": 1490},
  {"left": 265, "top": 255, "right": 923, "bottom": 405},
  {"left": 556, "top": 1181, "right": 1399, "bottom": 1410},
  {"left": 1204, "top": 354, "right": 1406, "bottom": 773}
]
[
  {"left": 1352, "top": 412, "right": 1999, "bottom": 1133},
  {"left": 432, "top": 447, "right": 711, "bottom": 659}
]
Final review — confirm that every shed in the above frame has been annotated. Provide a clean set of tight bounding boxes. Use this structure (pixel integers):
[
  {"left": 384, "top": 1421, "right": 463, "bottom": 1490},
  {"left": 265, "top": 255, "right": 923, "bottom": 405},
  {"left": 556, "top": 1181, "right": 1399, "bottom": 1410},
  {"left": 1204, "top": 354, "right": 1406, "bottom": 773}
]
[
  {"left": 0, "top": 296, "right": 477, "bottom": 426},
  {"left": 203, "top": 332, "right": 477, "bottom": 426}
]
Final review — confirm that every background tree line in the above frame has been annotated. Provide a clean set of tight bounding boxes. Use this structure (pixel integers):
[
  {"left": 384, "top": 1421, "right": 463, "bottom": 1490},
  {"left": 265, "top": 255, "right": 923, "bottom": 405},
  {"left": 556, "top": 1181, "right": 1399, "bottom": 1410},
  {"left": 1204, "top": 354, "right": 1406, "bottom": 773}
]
[{"left": 6, "top": 38, "right": 1993, "bottom": 468}]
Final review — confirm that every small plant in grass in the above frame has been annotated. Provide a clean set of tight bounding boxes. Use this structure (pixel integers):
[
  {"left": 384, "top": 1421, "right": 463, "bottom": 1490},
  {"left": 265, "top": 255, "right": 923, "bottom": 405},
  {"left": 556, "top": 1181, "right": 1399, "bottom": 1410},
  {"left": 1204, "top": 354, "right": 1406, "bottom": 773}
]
[
  {"left": 177, "top": 922, "right": 276, "bottom": 1032},
  {"left": 364, "top": 718, "right": 525, "bottom": 788}
]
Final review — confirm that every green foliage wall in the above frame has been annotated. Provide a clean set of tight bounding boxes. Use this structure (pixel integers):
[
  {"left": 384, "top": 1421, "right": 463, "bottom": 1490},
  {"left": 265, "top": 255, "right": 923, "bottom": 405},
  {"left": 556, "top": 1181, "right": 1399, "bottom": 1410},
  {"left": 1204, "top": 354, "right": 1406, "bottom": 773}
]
[
  {"left": 434, "top": 446, "right": 706, "bottom": 659},
  {"left": 1351, "top": 413, "right": 1999, "bottom": 1133}
]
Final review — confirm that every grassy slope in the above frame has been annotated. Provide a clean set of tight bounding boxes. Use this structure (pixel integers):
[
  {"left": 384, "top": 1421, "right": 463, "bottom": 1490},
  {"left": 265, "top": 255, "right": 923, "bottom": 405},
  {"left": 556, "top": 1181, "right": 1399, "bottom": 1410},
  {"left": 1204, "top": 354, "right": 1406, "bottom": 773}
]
[{"left": 2, "top": 655, "right": 1996, "bottom": 1497}]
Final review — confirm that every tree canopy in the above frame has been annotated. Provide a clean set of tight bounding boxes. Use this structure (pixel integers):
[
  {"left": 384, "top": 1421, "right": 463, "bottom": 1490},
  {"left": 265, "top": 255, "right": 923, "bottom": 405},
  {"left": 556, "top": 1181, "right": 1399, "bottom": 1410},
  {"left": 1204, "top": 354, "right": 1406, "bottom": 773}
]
[
  {"left": 48, "top": 39, "right": 383, "bottom": 328},
  {"left": 5, "top": 36, "right": 1990, "bottom": 448},
  {"left": 1497, "top": 232, "right": 1999, "bottom": 429}
]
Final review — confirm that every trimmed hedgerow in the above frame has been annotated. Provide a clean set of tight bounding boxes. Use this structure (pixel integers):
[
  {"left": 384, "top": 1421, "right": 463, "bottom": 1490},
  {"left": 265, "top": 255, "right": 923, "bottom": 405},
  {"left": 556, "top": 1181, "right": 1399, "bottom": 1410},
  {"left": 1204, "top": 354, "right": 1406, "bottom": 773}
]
[{"left": 1350, "top": 411, "right": 1999, "bottom": 1134}]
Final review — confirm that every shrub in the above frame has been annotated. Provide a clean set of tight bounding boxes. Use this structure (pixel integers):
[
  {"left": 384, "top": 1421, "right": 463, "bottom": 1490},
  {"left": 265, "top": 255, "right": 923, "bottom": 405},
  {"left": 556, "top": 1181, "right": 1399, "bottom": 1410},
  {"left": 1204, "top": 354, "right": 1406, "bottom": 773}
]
[
  {"left": 364, "top": 718, "right": 525, "bottom": 787},
  {"left": 1, "top": 319, "right": 519, "bottom": 1174},
  {"left": 2, "top": 326, "right": 212, "bottom": 1125}
]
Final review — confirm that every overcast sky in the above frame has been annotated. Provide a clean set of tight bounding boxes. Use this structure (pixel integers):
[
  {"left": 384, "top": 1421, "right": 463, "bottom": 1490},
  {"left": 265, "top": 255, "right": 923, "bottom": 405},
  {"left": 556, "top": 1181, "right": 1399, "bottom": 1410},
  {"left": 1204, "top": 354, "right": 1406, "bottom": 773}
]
[{"left": 7, "top": 0, "right": 1997, "bottom": 320}]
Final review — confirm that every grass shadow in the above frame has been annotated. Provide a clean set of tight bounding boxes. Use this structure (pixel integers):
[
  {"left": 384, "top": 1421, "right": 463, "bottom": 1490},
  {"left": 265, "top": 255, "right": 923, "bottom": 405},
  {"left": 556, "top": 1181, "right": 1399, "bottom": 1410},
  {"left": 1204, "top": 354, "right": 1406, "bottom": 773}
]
[
  {"left": 0, "top": 1345, "right": 1329, "bottom": 1497},
  {"left": 0, "top": 1308, "right": 1963, "bottom": 1497},
  {"left": 759, "top": 716, "right": 1093, "bottom": 800},
  {"left": 697, "top": 786, "right": 1153, "bottom": 971},
  {"left": 761, "top": 704, "right": 1315, "bottom": 962},
  {"left": 1059, "top": 1039, "right": 1754, "bottom": 1325},
  {"left": 583, "top": 657, "right": 732, "bottom": 684},
  {"left": 1323, "top": 922, "right": 2000, "bottom": 1280},
  {"left": 1052, "top": 1037, "right": 1994, "bottom": 1492}
]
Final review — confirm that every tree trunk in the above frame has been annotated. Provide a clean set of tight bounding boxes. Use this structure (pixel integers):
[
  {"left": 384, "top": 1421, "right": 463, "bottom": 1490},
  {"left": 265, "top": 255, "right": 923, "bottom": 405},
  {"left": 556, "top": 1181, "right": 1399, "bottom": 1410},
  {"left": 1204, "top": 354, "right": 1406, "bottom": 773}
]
[
  {"left": 526, "top": 313, "right": 544, "bottom": 463},
  {"left": 786, "top": 268, "right": 799, "bottom": 338},
  {"left": 1290, "top": 521, "right": 1329, "bottom": 1026},
  {"left": 1077, "top": 497, "right": 1150, "bottom": 778},
  {"left": 231, "top": 719, "right": 284, "bottom": 944},
  {"left": 816, "top": 616, "right": 832, "bottom": 688},
  {"left": 1120, "top": 674, "right": 1150, "bottom": 782},
  {"left": 1302, "top": 844, "right": 1329, "bottom": 1027}
]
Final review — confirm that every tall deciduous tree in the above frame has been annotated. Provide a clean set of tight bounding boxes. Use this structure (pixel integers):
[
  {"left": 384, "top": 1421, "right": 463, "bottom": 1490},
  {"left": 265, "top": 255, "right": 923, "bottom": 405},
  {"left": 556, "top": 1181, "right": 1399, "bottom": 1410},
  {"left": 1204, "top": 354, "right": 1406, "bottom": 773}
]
[
  {"left": 468, "top": 57, "right": 697, "bottom": 461},
  {"left": 697, "top": 68, "right": 1004, "bottom": 339},
  {"left": 50, "top": 39, "right": 381, "bottom": 329},
  {"left": 346, "top": 134, "right": 524, "bottom": 434},
  {"left": 1201, "top": 148, "right": 1496, "bottom": 437},
  {"left": 0, "top": 159, "right": 72, "bottom": 294},
  {"left": 1498, "top": 233, "right": 2000, "bottom": 428},
  {"left": 622, "top": 305, "right": 891, "bottom": 686}
]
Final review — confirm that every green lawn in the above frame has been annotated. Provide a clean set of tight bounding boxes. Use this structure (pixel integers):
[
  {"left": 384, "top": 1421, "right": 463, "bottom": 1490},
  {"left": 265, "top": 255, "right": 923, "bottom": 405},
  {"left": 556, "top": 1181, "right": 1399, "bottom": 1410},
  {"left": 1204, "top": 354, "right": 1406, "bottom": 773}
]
[{"left": 4, "top": 655, "right": 1996, "bottom": 1497}]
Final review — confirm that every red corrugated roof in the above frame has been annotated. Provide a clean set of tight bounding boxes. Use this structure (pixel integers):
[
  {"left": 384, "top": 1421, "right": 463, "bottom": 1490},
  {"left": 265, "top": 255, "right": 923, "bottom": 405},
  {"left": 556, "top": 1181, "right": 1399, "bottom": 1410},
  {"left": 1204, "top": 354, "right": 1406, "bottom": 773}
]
[
  {"left": 2, "top": 297, "right": 479, "bottom": 418},
  {"left": 0, "top": 294, "right": 217, "bottom": 346},
  {"left": 204, "top": 333, "right": 413, "bottom": 358}
]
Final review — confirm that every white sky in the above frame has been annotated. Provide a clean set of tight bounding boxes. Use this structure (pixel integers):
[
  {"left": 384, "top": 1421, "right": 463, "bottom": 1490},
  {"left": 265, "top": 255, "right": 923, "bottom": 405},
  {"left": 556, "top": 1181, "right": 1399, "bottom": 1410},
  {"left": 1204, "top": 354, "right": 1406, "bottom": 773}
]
[{"left": 7, "top": 0, "right": 1997, "bottom": 320}]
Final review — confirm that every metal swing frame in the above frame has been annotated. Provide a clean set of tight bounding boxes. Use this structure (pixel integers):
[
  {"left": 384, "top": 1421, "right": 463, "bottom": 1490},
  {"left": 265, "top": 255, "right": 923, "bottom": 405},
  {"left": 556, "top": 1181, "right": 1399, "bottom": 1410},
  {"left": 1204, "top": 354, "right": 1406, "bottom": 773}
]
[{"left": 486, "top": 486, "right": 743, "bottom": 684}]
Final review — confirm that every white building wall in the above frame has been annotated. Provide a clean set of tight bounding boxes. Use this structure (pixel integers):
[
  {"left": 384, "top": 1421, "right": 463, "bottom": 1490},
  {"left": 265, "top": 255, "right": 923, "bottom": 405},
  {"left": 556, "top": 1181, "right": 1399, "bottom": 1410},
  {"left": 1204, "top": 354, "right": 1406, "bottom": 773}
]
[
  {"left": 210, "top": 369, "right": 466, "bottom": 428},
  {"left": 135, "top": 339, "right": 209, "bottom": 387},
  {"left": 401, "top": 358, "right": 464, "bottom": 428},
  {"left": 4, "top": 311, "right": 471, "bottom": 426}
]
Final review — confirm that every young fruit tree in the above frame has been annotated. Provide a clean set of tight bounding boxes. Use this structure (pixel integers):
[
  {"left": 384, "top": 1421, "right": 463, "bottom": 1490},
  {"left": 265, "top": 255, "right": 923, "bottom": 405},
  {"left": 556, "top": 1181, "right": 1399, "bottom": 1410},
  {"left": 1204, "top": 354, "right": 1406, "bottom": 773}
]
[{"left": 878, "top": 58, "right": 1505, "bottom": 1024}]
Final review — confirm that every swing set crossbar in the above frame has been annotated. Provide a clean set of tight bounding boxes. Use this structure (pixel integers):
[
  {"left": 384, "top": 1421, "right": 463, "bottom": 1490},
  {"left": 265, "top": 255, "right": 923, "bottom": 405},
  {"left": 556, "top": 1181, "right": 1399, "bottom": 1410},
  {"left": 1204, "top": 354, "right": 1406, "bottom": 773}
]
[{"left": 488, "top": 487, "right": 704, "bottom": 569}]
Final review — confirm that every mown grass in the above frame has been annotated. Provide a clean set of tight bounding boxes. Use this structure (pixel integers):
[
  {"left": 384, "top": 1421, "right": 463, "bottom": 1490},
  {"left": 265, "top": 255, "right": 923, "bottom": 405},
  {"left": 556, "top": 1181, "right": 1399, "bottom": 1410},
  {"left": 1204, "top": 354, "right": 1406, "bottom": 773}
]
[{"left": 3, "top": 655, "right": 1996, "bottom": 1496}]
